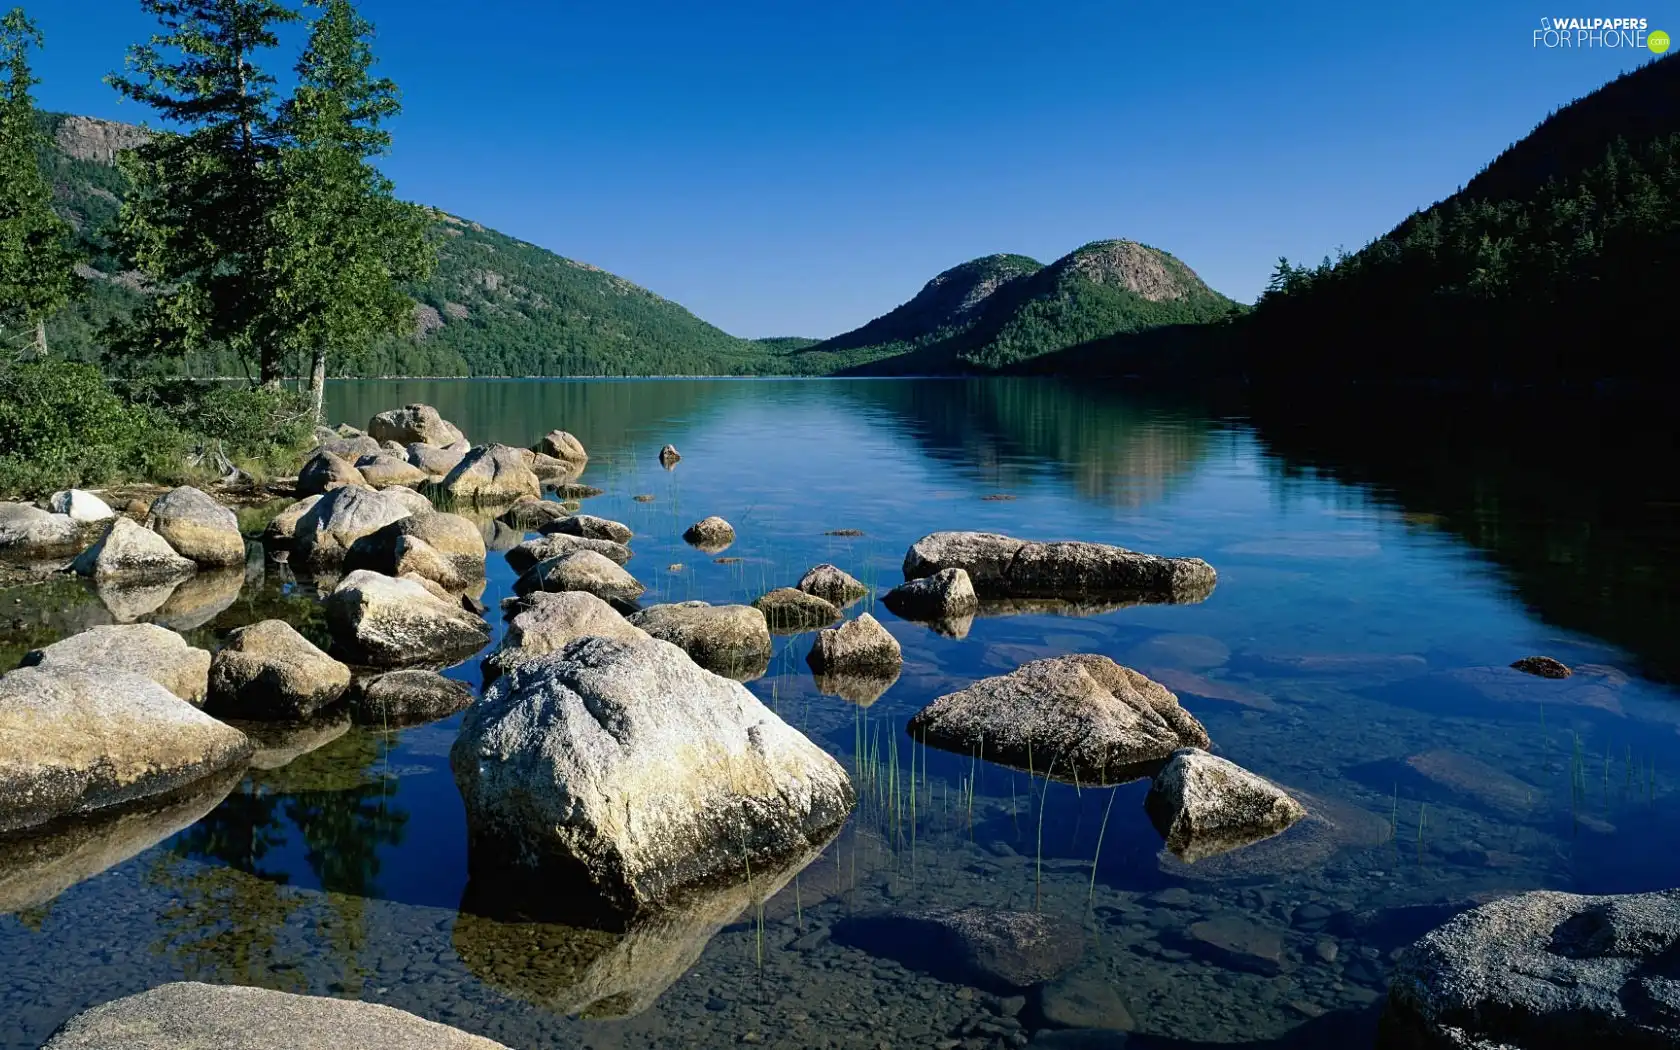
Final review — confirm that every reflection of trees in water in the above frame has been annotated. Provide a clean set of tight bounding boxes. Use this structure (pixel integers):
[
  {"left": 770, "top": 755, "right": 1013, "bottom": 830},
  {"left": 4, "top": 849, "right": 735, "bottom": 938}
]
[{"left": 147, "top": 731, "right": 408, "bottom": 991}]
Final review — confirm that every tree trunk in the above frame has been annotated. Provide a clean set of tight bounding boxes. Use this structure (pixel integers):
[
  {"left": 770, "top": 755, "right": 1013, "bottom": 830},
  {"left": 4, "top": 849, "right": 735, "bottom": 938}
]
[
  {"left": 310, "top": 347, "right": 327, "bottom": 421},
  {"left": 32, "top": 320, "right": 46, "bottom": 358}
]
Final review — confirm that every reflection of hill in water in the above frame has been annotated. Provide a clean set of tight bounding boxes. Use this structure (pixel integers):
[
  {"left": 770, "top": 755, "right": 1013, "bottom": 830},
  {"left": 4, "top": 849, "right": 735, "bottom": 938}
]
[{"left": 1247, "top": 392, "right": 1680, "bottom": 683}]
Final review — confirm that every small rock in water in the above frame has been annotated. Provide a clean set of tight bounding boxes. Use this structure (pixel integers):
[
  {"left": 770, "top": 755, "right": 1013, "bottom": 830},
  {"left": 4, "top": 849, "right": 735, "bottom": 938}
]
[
  {"left": 1144, "top": 748, "right": 1307, "bottom": 863},
  {"left": 797, "top": 563, "right": 868, "bottom": 605},
  {"left": 543, "top": 513, "right": 633, "bottom": 544},
  {"left": 806, "top": 613, "right": 902, "bottom": 674},
  {"left": 831, "top": 907, "right": 1083, "bottom": 992},
  {"left": 980, "top": 494, "right": 1017, "bottom": 501},
  {"left": 753, "top": 587, "right": 841, "bottom": 634},
  {"left": 658, "top": 444, "right": 681, "bottom": 467},
  {"left": 883, "top": 567, "right": 978, "bottom": 622},
  {"left": 633, "top": 494, "right": 655, "bottom": 502},
  {"left": 1510, "top": 654, "right": 1573, "bottom": 678},
  {"left": 824, "top": 528, "right": 865, "bottom": 537},
  {"left": 683, "top": 515, "right": 735, "bottom": 552},
  {"left": 1182, "top": 915, "right": 1286, "bottom": 975},
  {"left": 1033, "top": 970, "right": 1135, "bottom": 1031}
]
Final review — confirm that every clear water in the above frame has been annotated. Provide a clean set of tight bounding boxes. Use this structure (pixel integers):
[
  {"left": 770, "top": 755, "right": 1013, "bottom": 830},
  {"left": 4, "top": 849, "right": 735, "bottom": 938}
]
[{"left": 3, "top": 378, "right": 1677, "bottom": 1049}]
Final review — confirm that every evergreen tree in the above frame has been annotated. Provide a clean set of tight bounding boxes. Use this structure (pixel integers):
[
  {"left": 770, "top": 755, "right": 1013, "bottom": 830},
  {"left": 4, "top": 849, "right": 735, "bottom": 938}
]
[
  {"left": 270, "top": 0, "right": 434, "bottom": 417},
  {"left": 0, "top": 7, "right": 75, "bottom": 355},
  {"left": 108, "top": 0, "right": 300, "bottom": 383}
]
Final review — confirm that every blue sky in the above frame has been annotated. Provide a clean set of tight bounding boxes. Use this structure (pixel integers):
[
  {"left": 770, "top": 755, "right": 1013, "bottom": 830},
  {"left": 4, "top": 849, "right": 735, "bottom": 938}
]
[{"left": 29, "top": 1, "right": 1666, "bottom": 338}]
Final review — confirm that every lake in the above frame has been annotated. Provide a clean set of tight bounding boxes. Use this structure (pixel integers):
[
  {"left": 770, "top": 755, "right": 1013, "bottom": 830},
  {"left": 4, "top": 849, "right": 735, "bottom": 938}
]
[{"left": 3, "top": 377, "right": 1678, "bottom": 1049}]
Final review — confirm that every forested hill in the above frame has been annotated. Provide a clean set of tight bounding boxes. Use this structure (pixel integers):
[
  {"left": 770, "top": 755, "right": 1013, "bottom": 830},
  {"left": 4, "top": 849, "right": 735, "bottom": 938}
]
[{"left": 39, "top": 113, "right": 806, "bottom": 377}]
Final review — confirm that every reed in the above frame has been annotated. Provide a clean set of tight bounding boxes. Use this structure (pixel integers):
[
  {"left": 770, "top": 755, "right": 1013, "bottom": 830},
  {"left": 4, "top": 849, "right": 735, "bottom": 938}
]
[{"left": 1089, "top": 786, "right": 1119, "bottom": 907}]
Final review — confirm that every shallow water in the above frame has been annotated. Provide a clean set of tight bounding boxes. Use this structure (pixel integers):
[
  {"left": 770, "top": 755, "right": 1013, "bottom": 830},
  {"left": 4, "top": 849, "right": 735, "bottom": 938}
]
[{"left": 3, "top": 378, "right": 1678, "bottom": 1049}]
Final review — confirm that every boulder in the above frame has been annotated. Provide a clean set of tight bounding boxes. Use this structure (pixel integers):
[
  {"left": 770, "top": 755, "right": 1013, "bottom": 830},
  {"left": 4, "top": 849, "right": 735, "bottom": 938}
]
[
  {"left": 406, "top": 440, "right": 469, "bottom": 481},
  {"left": 0, "top": 502, "right": 84, "bottom": 557},
  {"left": 536, "top": 429, "right": 588, "bottom": 463},
  {"left": 832, "top": 907, "right": 1084, "bottom": 993},
  {"left": 144, "top": 485, "right": 245, "bottom": 567},
  {"left": 314, "top": 434, "right": 382, "bottom": 461},
  {"left": 348, "top": 669, "right": 474, "bottom": 727},
  {"left": 1380, "top": 889, "right": 1680, "bottom": 1050},
  {"left": 485, "top": 591, "right": 649, "bottom": 682},
  {"left": 20, "top": 623, "right": 211, "bottom": 704},
  {"left": 807, "top": 613, "right": 902, "bottom": 674},
  {"left": 47, "top": 489, "right": 115, "bottom": 523},
  {"left": 380, "top": 484, "right": 435, "bottom": 517},
  {"left": 441, "top": 443, "right": 542, "bottom": 503},
  {"left": 542, "top": 513, "right": 633, "bottom": 544},
  {"left": 354, "top": 452, "right": 429, "bottom": 489},
  {"left": 368, "top": 403, "right": 466, "bottom": 447},
  {"left": 627, "top": 601, "right": 772, "bottom": 679},
  {"left": 513, "top": 549, "right": 645, "bottom": 604},
  {"left": 682, "top": 516, "right": 735, "bottom": 551},
  {"left": 1144, "top": 748, "right": 1307, "bottom": 863},
  {"left": 0, "top": 666, "right": 251, "bottom": 835},
  {"left": 451, "top": 635, "right": 856, "bottom": 919},
  {"left": 882, "top": 566, "right": 978, "bottom": 620},
  {"left": 797, "top": 562, "right": 868, "bottom": 605},
  {"left": 206, "top": 619, "right": 352, "bottom": 721},
  {"left": 41, "top": 982, "right": 510, "bottom": 1050},
  {"left": 261, "top": 494, "right": 322, "bottom": 545},
  {"left": 549, "top": 482, "right": 603, "bottom": 499},
  {"left": 506, "top": 532, "right": 631, "bottom": 573},
  {"left": 325, "top": 569, "right": 491, "bottom": 668},
  {"left": 343, "top": 511, "right": 487, "bottom": 590},
  {"left": 293, "top": 485, "right": 415, "bottom": 566},
  {"left": 902, "top": 531, "right": 1217, "bottom": 603},
  {"left": 753, "top": 587, "right": 841, "bottom": 633},
  {"left": 525, "top": 449, "right": 578, "bottom": 478},
  {"left": 296, "top": 449, "right": 366, "bottom": 495},
  {"left": 498, "top": 497, "right": 573, "bottom": 531},
  {"left": 71, "top": 517, "right": 197, "bottom": 584},
  {"left": 1510, "top": 655, "right": 1572, "bottom": 679},
  {"left": 907, "top": 655, "right": 1209, "bottom": 783},
  {"left": 658, "top": 443, "right": 680, "bottom": 467}
]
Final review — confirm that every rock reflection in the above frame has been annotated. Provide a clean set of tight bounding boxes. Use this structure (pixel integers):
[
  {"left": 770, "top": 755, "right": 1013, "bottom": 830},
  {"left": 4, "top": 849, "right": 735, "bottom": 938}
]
[
  {"left": 813, "top": 668, "right": 900, "bottom": 706},
  {"left": 151, "top": 566, "right": 245, "bottom": 631}
]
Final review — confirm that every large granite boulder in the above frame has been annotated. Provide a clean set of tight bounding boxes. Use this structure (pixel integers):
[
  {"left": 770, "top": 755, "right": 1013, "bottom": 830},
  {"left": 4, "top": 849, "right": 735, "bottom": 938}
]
[
  {"left": 0, "top": 502, "right": 83, "bottom": 557},
  {"left": 903, "top": 531, "right": 1217, "bottom": 603},
  {"left": 907, "top": 655, "right": 1209, "bottom": 782},
  {"left": 293, "top": 485, "right": 415, "bottom": 566},
  {"left": 47, "top": 489, "right": 115, "bottom": 523},
  {"left": 506, "top": 532, "right": 631, "bottom": 573},
  {"left": 262, "top": 494, "right": 322, "bottom": 545},
  {"left": 797, "top": 563, "right": 868, "bottom": 606},
  {"left": 344, "top": 511, "right": 487, "bottom": 590},
  {"left": 441, "top": 444, "right": 542, "bottom": 503},
  {"left": 682, "top": 516, "right": 734, "bottom": 552},
  {"left": 0, "top": 666, "right": 251, "bottom": 835},
  {"left": 512, "top": 549, "right": 645, "bottom": 604},
  {"left": 325, "top": 569, "right": 491, "bottom": 667},
  {"left": 348, "top": 669, "right": 474, "bottom": 727},
  {"left": 806, "top": 612, "right": 901, "bottom": 674},
  {"left": 1380, "top": 889, "right": 1680, "bottom": 1050},
  {"left": 207, "top": 619, "right": 352, "bottom": 721},
  {"left": 451, "top": 635, "right": 856, "bottom": 920},
  {"left": 368, "top": 403, "right": 466, "bottom": 447},
  {"left": 41, "top": 982, "right": 510, "bottom": 1050},
  {"left": 145, "top": 485, "right": 245, "bottom": 567},
  {"left": 542, "top": 513, "right": 633, "bottom": 544},
  {"left": 485, "top": 591, "right": 650, "bottom": 682},
  {"left": 753, "top": 587, "right": 841, "bottom": 633},
  {"left": 406, "top": 439, "right": 470, "bottom": 481},
  {"left": 1144, "top": 748, "right": 1306, "bottom": 863},
  {"left": 20, "top": 624, "right": 211, "bottom": 704},
  {"left": 314, "top": 433, "right": 382, "bottom": 461},
  {"left": 355, "top": 452, "right": 430, "bottom": 489},
  {"left": 627, "top": 601, "right": 772, "bottom": 679},
  {"left": 71, "top": 517, "right": 197, "bottom": 584},
  {"left": 883, "top": 567, "right": 978, "bottom": 620},
  {"left": 296, "top": 449, "right": 366, "bottom": 496},
  {"left": 536, "top": 429, "right": 588, "bottom": 463},
  {"left": 380, "top": 484, "right": 435, "bottom": 516}
]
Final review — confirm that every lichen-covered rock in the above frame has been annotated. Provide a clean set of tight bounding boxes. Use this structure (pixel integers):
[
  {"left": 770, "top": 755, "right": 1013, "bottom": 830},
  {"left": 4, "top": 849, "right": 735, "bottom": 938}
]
[
  {"left": 0, "top": 666, "right": 251, "bottom": 835},
  {"left": 207, "top": 619, "right": 352, "bottom": 721},
  {"left": 0, "top": 502, "right": 84, "bottom": 557},
  {"left": 807, "top": 613, "right": 901, "bottom": 676},
  {"left": 797, "top": 563, "right": 867, "bottom": 605},
  {"left": 348, "top": 669, "right": 474, "bottom": 727},
  {"left": 40, "top": 982, "right": 511, "bottom": 1050},
  {"left": 682, "top": 516, "right": 735, "bottom": 551},
  {"left": 406, "top": 440, "right": 469, "bottom": 481},
  {"left": 485, "top": 591, "right": 649, "bottom": 682},
  {"left": 903, "top": 531, "right": 1216, "bottom": 603},
  {"left": 354, "top": 452, "right": 429, "bottom": 489},
  {"left": 498, "top": 497, "right": 573, "bottom": 531},
  {"left": 145, "top": 485, "right": 244, "bottom": 567},
  {"left": 1144, "top": 748, "right": 1306, "bottom": 863},
  {"left": 513, "top": 549, "right": 645, "bottom": 604},
  {"left": 20, "top": 624, "right": 211, "bottom": 704},
  {"left": 1379, "top": 889, "right": 1680, "bottom": 1050},
  {"left": 506, "top": 532, "right": 632, "bottom": 573},
  {"left": 536, "top": 429, "right": 588, "bottom": 463},
  {"left": 1510, "top": 655, "right": 1572, "bottom": 679},
  {"left": 368, "top": 403, "right": 466, "bottom": 447},
  {"left": 380, "top": 484, "right": 435, "bottom": 517},
  {"left": 542, "top": 513, "right": 633, "bottom": 544},
  {"left": 658, "top": 443, "right": 680, "bottom": 467},
  {"left": 907, "top": 655, "right": 1210, "bottom": 783},
  {"left": 47, "top": 489, "right": 115, "bottom": 523},
  {"left": 296, "top": 449, "right": 366, "bottom": 496},
  {"left": 293, "top": 485, "right": 415, "bottom": 567},
  {"left": 343, "top": 511, "right": 487, "bottom": 590},
  {"left": 261, "top": 494, "right": 322, "bottom": 545},
  {"left": 883, "top": 567, "right": 978, "bottom": 620},
  {"left": 752, "top": 587, "right": 841, "bottom": 633},
  {"left": 441, "top": 443, "right": 542, "bottom": 504},
  {"left": 450, "top": 635, "right": 856, "bottom": 918},
  {"left": 325, "top": 569, "right": 491, "bottom": 667},
  {"left": 71, "top": 517, "right": 197, "bottom": 584},
  {"left": 627, "top": 601, "right": 771, "bottom": 678}
]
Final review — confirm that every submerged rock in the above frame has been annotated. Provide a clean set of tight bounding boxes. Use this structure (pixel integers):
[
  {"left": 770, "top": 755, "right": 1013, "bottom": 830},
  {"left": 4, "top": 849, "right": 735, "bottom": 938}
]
[
  {"left": 506, "top": 531, "right": 631, "bottom": 573},
  {"left": 1380, "top": 889, "right": 1680, "bottom": 1050},
  {"left": 41, "top": 981, "right": 509, "bottom": 1050},
  {"left": 753, "top": 587, "right": 841, "bottom": 633},
  {"left": 348, "top": 669, "right": 474, "bottom": 727},
  {"left": 292, "top": 485, "right": 415, "bottom": 567},
  {"left": 882, "top": 566, "right": 978, "bottom": 620},
  {"left": 833, "top": 907, "right": 1084, "bottom": 992},
  {"left": 627, "top": 601, "right": 771, "bottom": 679},
  {"left": 144, "top": 485, "right": 245, "bottom": 567},
  {"left": 207, "top": 619, "right": 351, "bottom": 721},
  {"left": 542, "top": 513, "right": 633, "bottom": 544},
  {"left": 536, "top": 429, "right": 588, "bottom": 463},
  {"left": 325, "top": 569, "right": 491, "bottom": 667},
  {"left": 0, "top": 666, "right": 251, "bottom": 835},
  {"left": 71, "top": 517, "right": 197, "bottom": 584},
  {"left": 907, "top": 655, "right": 1209, "bottom": 783},
  {"left": 47, "top": 489, "right": 115, "bottom": 524},
  {"left": 806, "top": 612, "right": 901, "bottom": 674},
  {"left": 1510, "top": 654, "right": 1572, "bottom": 679},
  {"left": 1158, "top": 789, "right": 1391, "bottom": 882},
  {"left": 512, "top": 549, "right": 645, "bottom": 604},
  {"left": 658, "top": 443, "right": 680, "bottom": 467},
  {"left": 368, "top": 403, "right": 466, "bottom": 448},
  {"left": 498, "top": 497, "right": 572, "bottom": 531},
  {"left": 797, "top": 562, "right": 867, "bottom": 606},
  {"left": 21, "top": 623, "right": 211, "bottom": 704},
  {"left": 682, "top": 516, "right": 735, "bottom": 551},
  {"left": 451, "top": 636, "right": 855, "bottom": 921},
  {"left": 1144, "top": 748, "right": 1306, "bottom": 863},
  {"left": 0, "top": 502, "right": 83, "bottom": 557},
  {"left": 485, "top": 591, "right": 649, "bottom": 682},
  {"left": 902, "top": 531, "right": 1216, "bottom": 603},
  {"left": 343, "top": 511, "right": 487, "bottom": 591},
  {"left": 441, "top": 443, "right": 542, "bottom": 504},
  {"left": 296, "top": 449, "right": 365, "bottom": 496}
]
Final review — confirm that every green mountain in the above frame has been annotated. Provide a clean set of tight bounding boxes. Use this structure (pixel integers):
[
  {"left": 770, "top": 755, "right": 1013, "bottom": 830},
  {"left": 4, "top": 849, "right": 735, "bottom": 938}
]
[{"left": 793, "top": 240, "right": 1239, "bottom": 375}]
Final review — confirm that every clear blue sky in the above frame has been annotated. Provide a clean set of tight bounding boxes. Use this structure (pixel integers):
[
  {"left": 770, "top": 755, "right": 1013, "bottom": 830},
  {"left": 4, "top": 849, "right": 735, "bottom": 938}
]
[{"left": 28, "top": 0, "right": 1666, "bottom": 338}]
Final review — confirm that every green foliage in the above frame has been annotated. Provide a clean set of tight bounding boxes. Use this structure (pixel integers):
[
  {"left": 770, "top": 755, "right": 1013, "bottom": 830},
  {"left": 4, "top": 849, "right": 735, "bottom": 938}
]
[{"left": 0, "top": 8, "right": 76, "bottom": 348}]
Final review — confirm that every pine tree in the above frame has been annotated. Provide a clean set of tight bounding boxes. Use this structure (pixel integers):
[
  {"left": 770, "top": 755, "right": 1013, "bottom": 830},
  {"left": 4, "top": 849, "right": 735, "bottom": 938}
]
[
  {"left": 108, "top": 0, "right": 300, "bottom": 382},
  {"left": 270, "top": 0, "right": 434, "bottom": 417},
  {"left": 0, "top": 7, "right": 76, "bottom": 355}
]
